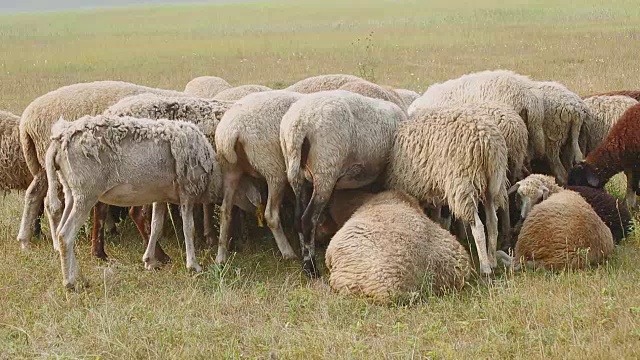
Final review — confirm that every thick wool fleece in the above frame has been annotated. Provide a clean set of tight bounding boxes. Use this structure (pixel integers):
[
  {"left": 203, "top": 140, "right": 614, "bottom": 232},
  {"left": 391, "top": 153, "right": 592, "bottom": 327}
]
[
  {"left": 285, "top": 74, "right": 363, "bottom": 93},
  {"left": 183, "top": 76, "right": 232, "bottom": 98},
  {"left": 212, "top": 85, "right": 272, "bottom": 102},
  {"left": 0, "top": 110, "right": 31, "bottom": 191}
]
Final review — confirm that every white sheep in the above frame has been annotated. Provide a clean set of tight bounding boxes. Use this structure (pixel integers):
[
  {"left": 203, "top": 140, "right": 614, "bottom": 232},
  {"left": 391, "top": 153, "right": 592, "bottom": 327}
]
[
  {"left": 183, "top": 76, "right": 232, "bottom": 98},
  {"left": 285, "top": 74, "right": 363, "bottom": 93},
  {"left": 214, "top": 90, "right": 304, "bottom": 264},
  {"left": 45, "top": 115, "right": 222, "bottom": 289},
  {"left": 386, "top": 104, "right": 508, "bottom": 276},
  {"left": 280, "top": 90, "right": 407, "bottom": 277},
  {"left": 338, "top": 80, "right": 408, "bottom": 111},
  {"left": 18, "top": 80, "right": 185, "bottom": 250},
  {"left": 393, "top": 89, "right": 420, "bottom": 108},
  {"left": 325, "top": 191, "right": 471, "bottom": 303},
  {"left": 0, "top": 110, "right": 31, "bottom": 192},
  {"left": 212, "top": 84, "right": 272, "bottom": 102},
  {"left": 408, "top": 69, "right": 546, "bottom": 160},
  {"left": 581, "top": 95, "right": 639, "bottom": 154}
]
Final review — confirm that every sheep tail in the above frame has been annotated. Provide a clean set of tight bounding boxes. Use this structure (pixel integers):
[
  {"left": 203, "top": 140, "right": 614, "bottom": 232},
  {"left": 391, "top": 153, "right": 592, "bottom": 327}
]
[
  {"left": 216, "top": 128, "right": 240, "bottom": 165},
  {"left": 284, "top": 128, "right": 307, "bottom": 193},
  {"left": 44, "top": 141, "right": 62, "bottom": 217},
  {"left": 19, "top": 125, "right": 42, "bottom": 177}
]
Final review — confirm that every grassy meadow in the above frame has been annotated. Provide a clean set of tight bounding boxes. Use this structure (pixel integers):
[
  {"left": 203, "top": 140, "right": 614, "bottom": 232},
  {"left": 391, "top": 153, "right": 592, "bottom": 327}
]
[{"left": 2, "top": 0, "right": 640, "bottom": 358}]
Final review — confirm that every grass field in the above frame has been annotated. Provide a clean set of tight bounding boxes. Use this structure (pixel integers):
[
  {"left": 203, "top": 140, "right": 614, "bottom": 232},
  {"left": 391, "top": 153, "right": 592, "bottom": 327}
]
[{"left": 2, "top": 0, "right": 640, "bottom": 358}]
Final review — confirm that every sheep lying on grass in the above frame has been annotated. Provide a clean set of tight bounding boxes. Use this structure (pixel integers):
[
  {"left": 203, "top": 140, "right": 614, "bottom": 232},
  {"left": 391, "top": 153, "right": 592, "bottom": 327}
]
[
  {"left": 498, "top": 190, "right": 614, "bottom": 271},
  {"left": 285, "top": 74, "right": 362, "bottom": 93},
  {"left": 386, "top": 104, "right": 508, "bottom": 276},
  {"left": 281, "top": 90, "right": 406, "bottom": 277},
  {"left": 45, "top": 115, "right": 222, "bottom": 289},
  {"left": 212, "top": 85, "right": 272, "bottom": 102},
  {"left": 18, "top": 80, "right": 184, "bottom": 252},
  {"left": 184, "top": 76, "right": 232, "bottom": 98},
  {"left": 325, "top": 191, "right": 471, "bottom": 303}
]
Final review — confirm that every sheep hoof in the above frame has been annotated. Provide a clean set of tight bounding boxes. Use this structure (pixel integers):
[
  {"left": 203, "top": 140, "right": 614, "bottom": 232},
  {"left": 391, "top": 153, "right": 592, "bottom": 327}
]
[
  {"left": 144, "top": 258, "right": 162, "bottom": 271},
  {"left": 302, "top": 258, "right": 320, "bottom": 278},
  {"left": 479, "top": 264, "right": 493, "bottom": 277},
  {"left": 188, "top": 263, "right": 203, "bottom": 273},
  {"left": 282, "top": 251, "right": 298, "bottom": 260},
  {"left": 19, "top": 241, "right": 30, "bottom": 251}
]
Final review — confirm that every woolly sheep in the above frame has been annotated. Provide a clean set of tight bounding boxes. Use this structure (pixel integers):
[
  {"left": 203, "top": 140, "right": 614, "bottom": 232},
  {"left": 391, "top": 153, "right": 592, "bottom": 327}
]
[
  {"left": 584, "top": 90, "right": 640, "bottom": 102},
  {"left": 385, "top": 104, "right": 508, "bottom": 276},
  {"left": 315, "top": 189, "right": 377, "bottom": 243},
  {"left": 285, "top": 74, "right": 363, "bottom": 93},
  {"left": 581, "top": 95, "right": 638, "bottom": 154},
  {"left": 0, "top": 110, "right": 31, "bottom": 192},
  {"left": 214, "top": 90, "right": 304, "bottom": 264},
  {"left": 183, "top": 76, "right": 232, "bottom": 98},
  {"left": 280, "top": 90, "right": 407, "bottom": 277},
  {"left": 408, "top": 69, "right": 546, "bottom": 159},
  {"left": 212, "top": 84, "right": 272, "bottom": 102},
  {"left": 499, "top": 190, "right": 614, "bottom": 271},
  {"left": 45, "top": 115, "right": 222, "bottom": 289},
  {"left": 17, "top": 80, "right": 184, "bottom": 251},
  {"left": 393, "top": 89, "right": 420, "bottom": 107},
  {"left": 568, "top": 104, "right": 640, "bottom": 210},
  {"left": 325, "top": 191, "right": 471, "bottom": 303},
  {"left": 338, "top": 80, "right": 407, "bottom": 111}
]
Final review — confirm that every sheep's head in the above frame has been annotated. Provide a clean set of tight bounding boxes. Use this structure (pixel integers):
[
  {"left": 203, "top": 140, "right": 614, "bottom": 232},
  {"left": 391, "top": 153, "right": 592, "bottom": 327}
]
[
  {"left": 508, "top": 179, "right": 550, "bottom": 221},
  {"left": 568, "top": 161, "right": 602, "bottom": 188}
]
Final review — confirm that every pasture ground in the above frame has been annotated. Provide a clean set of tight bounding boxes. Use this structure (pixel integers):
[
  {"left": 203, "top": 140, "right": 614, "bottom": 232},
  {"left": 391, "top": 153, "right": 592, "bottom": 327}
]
[{"left": 1, "top": 0, "right": 640, "bottom": 358}]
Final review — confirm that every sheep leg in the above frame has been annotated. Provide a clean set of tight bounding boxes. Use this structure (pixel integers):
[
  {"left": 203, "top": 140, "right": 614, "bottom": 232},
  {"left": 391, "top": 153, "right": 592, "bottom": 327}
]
[
  {"left": 203, "top": 203, "right": 217, "bottom": 248},
  {"left": 293, "top": 181, "right": 312, "bottom": 254},
  {"left": 33, "top": 203, "right": 44, "bottom": 239},
  {"left": 484, "top": 199, "right": 499, "bottom": 269},
  {"left": 17, "top": 172, "right": 47, "bottom": 249},
  {"left": 301, "top": 181, "right": 333, "bottom": 278},
  {"left": 90, "top": 202, "right": 109, "bottom": 261},
  {"left": 469, "top": 212, "right": 492, "bottom": 276},
  {"left": 130, "top": 205, "right": 171, "bottom": 264},
  {"left": 497, "top": 204, "right": 511, "bottom": 254},
  {"left": 265, "top": 180, "right": 297, "bottom": 260},
  {"left": 180, "top": 200, "right": 202, "bottom": 272},
  {"left": 44, "top": 195, "right": 63, "bottom": 252},
  {"left": 216, "top": 171, "right": 242, "bottom": 264},
  {"left": 104, "top": 205, "right": 118, "bottom": 236},
  {"left": 546, "top": 148, "right": 568, "bottom": 186},
  {"left": 142, "top": 202, "right": 166, "bottom": 270},
  {"left": 57, "top": 198, "right": 94, "bottom": 290},
  {"left": 431, "top": 205, "right": 443, "bottom": 224},
  {"left": 625, "top": 170, "right": 639, "bottom": 210},
  {"left": 570, "top": 113, "right": 584, "bottom": 164}
]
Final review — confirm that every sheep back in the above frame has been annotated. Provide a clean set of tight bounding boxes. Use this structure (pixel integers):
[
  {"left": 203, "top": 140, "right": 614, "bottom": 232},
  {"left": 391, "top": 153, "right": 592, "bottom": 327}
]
[
  {"left": 338, "top": 80, "right": 407, "bottom": 111},
  {"left": 582, "top": 95, "right": 639, "bottom": 153},
  {"left": 584, "top": 90, "right": 640, "bottom": 102},
  {"left": 183, "top": 76, "right": 232, "bottom": 98},
  {"left": 212, "top": 85, "right": 272, "bottom": 102},
  {"left": 393, "top": 89, "right": 420, "bottom": 107},
  {"left": 0, "top": 110, "right": 32, "bottom": 191},
  {"left": 515, "top": 190, "right": 614, "bottom": 270},
  {"left": 325, "top": 191, "right": 471, "bottom": 303},
  {"left": 285, "top": 74, "right": 362, "bottom": 93}
]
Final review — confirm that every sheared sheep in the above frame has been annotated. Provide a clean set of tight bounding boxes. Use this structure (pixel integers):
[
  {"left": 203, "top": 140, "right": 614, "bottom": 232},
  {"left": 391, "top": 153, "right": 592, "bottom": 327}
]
[
  {"left": 393, "top": 89, "right": 420, "bottom": 108},
  {"left": 285, "top": 74, "right": 362, "bottom": 93},
  {"left": 212, "top": 84, "right": 272, "bottom": 102},
  {"left": 568, "top": 104, "right": 640, "bottom": 210},
  {"left": 18, "top": 80, "right": 184, "bottom": 253},
  {"left": 581, "top": 95, "right": 638, "bottom": 154},
  {"left": 338, "top": 80, "right": 407, "bottom": 111},
  {"left": 45, "top": 115, "right": 222, "bottom": 289},
  {"left": 498, "top": 190, "right": 614, "bottom": 271},
  {"left": 183, "top": 76, "right": 232, "bottom": 98},
  {"left": 214, "top": 90, "right": 303, "bottom": 264},
  {"left": 386, "top": 104, "right": 508, "bottom": 276},
  {"left": 408, "top": 69, "right": 546, "bottom": 160},
  {"left": 325, "top": 191, "right": 471, "bottom": 303},
  {"left": 280, "top": 90, "right": 406, "bottom": 277}
]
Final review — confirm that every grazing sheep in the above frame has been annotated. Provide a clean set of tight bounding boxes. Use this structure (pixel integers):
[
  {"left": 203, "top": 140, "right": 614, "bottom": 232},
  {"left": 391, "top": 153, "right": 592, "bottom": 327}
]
[
  {"left": 0, "top": 110, "right": 31, "bottom": 192},
  {"left": 533, "top": 81, "right": 588, "bottom": 184},
  {"left": 393, "top": 89, "right": 420, "bottom": 107},
  {"left": 183, "top": 76, "right": 232, "bottom": 98},
  {"left": 584, "top": 90, "right": 640, "bottom": 102},
  {"left": 18, "top": 80, "right": 185, "bottom": 251},
  {"left": 499, "top": 190, "right": 614, "bottom": 271},
  {"left": 581, "top": 95, "right": 639, "bottom": 154},
  {"left": 408, "top": 69, "right": 546, "bottom": 159},
  {"left": 338, "top": 80, "right": 407, "bottom": 111},
  {"left": 281, "top": 90, "right": 407, "bottom": 277},
  {"left": 325, "top": 191, "right": 471, "bottom": 303},
  {"left": 214, "top": 90, "right": 304, "bottom": 264},
  {"left": 45, "top": 115, "right": 222, "bottom": 289},
  {"left": 212, "top": 85, "right": 272, "bottom": 102},
  {"left": 568, "top": 104, "right": 640, "bottom": 210},
  {"left": 386, "top": 104, "right": 508, "bottom": 276},
  {"left": 285, "top": 74, "right": 362, "bottom": 93}
]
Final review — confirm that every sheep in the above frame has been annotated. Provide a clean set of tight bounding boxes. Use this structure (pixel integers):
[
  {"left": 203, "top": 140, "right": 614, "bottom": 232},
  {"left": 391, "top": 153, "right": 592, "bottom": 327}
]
[
  {"left": 214, "top": 90, "right": 304, "bottom": 264},
  {"left": 581, "top": 95, "right": 639, "bottom": 154},
  {"left": 568, "top": 104, "right": 640, "bottom": 210},
  {"left": 0, "top": 110, "right": 31, "bottom": 192},
  {"left": 183, "top": 76, "right": 232, "bottom": 98},
  {"left": 44, "top": 114, "right": 222, "bottom": 289},
  {"left": 17, "top": 81, "right": 185, "bottom": 252},
  {"left": 285, "top": 74, "right": 363, "bottom": 93},
  {"left": 315, "top": 189, "right": 377, "bottom": 243},
  {"left": 408, "top": 69, "right": 546, "bottom": 160},
  {"left": 338, "top": 80, "right": 408, "bottom": 111},
  {"left": 280, "top": 90, "right": 407, "bottom": 277},
  {"left": 212, "top": 85, "right": 272, "bottom": 102},
  {"left": 584, "top": 90, "right": 640, "bottom": 102},
  {"left": 325, "top": 191, "right": 471, "bottom": 303},
  {"left": 393, "top": 89, "right": 420, "bottom": 108},
  {"left": 532, "top": 81, "right": 588, "bottom": 184},
  {"left": 385, "top": 104, "right": 508, "bottom": 276},
  {"left": 498, "top": 190, "right": 614, "bottom": 271}
]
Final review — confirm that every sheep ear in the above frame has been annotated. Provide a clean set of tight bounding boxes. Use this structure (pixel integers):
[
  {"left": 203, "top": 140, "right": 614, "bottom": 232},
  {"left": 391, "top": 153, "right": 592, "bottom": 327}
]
[
  {"left": 508, "top": 183, "right": 520, "bottom": 195},
  {"left": 541, "top": 186, "right": 549, "bottom": 200}
]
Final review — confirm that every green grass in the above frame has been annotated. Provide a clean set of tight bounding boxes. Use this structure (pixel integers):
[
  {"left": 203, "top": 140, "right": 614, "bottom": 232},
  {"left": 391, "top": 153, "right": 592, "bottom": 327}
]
[{"left": 2, "top": 0, "right": 640, "bottom": 358}]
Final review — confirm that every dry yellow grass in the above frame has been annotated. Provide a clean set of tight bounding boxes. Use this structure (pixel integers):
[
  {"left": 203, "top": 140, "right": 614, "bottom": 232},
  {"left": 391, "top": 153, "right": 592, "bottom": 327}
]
[{"left": 1, "top": 0, "right": 640, "bottom": 358}]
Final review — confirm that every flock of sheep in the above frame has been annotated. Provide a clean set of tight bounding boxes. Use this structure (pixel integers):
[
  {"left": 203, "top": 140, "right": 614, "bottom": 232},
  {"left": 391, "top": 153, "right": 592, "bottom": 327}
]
[{"left": 2, "top": 69, "right": 639, "bottom": 303}]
